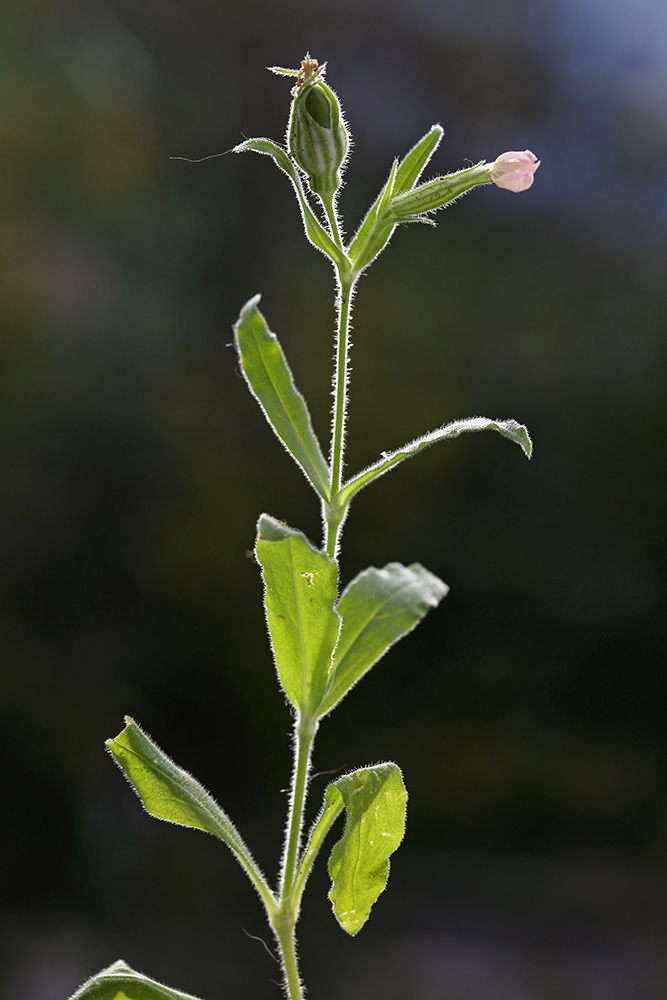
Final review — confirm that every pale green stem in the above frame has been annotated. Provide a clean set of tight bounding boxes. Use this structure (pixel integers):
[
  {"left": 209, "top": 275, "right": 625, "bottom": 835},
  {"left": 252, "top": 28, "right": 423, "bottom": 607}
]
[
  {"left": 276, "top": 925, "right": 304, "bottom": 1000},
  {"left": 321, "top": 192, "right": 343, "bottom": 249},
  {"left": 324, "top": 501, "right": 346, "bottom": 559},
  {"left": 280, "top": 716, "right": 316, "bottom": 898},
  {"left": 275, "top": 194, "right": 352, "bottom": 1000},
  {"left": 274, "top": 716, "right": 316, "bottom": 1000},
  {"left": 329, "top": 276, "right": 354, "bottom": 498}
]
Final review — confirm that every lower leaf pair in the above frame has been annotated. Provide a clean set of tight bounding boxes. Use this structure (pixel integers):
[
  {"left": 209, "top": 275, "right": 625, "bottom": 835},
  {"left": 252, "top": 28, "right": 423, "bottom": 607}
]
[{"left": 92, "top": 511, "right": 446, "bottom": 997}]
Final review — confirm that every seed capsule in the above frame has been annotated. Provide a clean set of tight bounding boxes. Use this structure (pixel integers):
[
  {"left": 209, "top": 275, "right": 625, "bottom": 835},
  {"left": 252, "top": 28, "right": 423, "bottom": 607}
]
[{"left": 287, "top": 57, "right": 350, "bottom": 200}]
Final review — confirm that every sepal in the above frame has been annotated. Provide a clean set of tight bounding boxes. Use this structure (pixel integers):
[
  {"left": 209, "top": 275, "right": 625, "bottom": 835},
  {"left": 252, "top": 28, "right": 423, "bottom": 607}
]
[{"left": 388, "top": 162, "right": 492, "bottom": 221}]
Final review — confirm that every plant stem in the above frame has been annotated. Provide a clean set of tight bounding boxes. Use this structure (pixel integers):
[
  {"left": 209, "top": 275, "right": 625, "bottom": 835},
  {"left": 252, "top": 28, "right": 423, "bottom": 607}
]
[
  {"left": 281, "top": 716, "right": 316, "bottom": 897},
  {"left": 273, "top": 716, "right": 316, "bottom": 999},
  {"left": 276, "top": 924, "right": 304, "bottom": 1000},
  {"left": 321, "top": 193, "right": 343, "bottom": 249},
  {"left": 330, "top": 275, "right": 354, "bottom": 498}
]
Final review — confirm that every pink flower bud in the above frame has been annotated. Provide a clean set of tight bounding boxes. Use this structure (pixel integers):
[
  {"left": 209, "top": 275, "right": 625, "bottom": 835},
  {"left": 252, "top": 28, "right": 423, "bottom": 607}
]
[{"left": 491, "top": 150, "right": 540, "bottom": 192}]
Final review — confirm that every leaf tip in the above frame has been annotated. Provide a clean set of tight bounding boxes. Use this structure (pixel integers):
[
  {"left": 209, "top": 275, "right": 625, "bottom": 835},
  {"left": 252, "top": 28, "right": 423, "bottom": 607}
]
[
  {"left": 515, "top": 423, "right": 533, "bottom": 459},
  {"left": 238, "top": 293, "right": 262, "bottom": 323}
]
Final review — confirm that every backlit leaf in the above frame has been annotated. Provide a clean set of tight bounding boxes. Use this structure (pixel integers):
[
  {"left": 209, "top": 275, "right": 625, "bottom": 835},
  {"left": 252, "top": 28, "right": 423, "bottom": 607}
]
[
  {"left": 328, "top": 763, "right": 407, "bottom": 935},
  {"left": 339, "top": 416, "right": 532, "bottom": 507},
  {"left": 318, "top": 562, "right": 448, "bottom": 716},
  {"left": 234, "top": 296, "right": 330, "bottom": 499},
  {"left": 255, "top": 514, "right": 341, "bottom": 717},
  {"left": 107, "top": 718, "right": 274, "bottom": 908},
  {"left": 69, "top": 960, "right": 204, "bottom": 1000}
]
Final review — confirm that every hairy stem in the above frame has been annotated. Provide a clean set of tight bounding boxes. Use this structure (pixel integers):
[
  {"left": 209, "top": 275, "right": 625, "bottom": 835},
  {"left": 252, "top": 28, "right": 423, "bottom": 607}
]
[
  {"left": 330, "top": 276, "right": 355, "bottom": 498},
  {"left": 281, "top": 716, "right": 316, "bottom": 897},
  {"left": 276, "top": 924, "right": 304, "bottom": 1000},
  {"left": 321, "top": 193, "right": 343, "bottom": 249},
  {"left": 274, "top": 716, "right": 317, "bottom": 999}
]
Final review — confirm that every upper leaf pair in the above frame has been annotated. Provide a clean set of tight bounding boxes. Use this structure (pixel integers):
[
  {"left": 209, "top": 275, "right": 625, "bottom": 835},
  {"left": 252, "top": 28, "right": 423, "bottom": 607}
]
[{"left": 234, "top": 299, "right": 531, "bottom": 518}]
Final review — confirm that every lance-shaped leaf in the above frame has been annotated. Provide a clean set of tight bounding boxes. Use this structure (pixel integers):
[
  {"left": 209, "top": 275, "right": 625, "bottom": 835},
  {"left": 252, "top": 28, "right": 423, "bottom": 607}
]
[
  {"left": 318, "top": 562, "right": 448, "bottom": 717},
  {"left": 339, "top": 417, "right": 532, "bottom": 508},
  {"left": 348, "top": 125, "right": 443, "bottom": 271},
  {"left": 328, "top": 763, "right": 407, "bottom": 935},
  {"left": 255, "top": 514, "right": 341, "bottom": 717},
  {"left": 106, "top": 718, "right": 275, "bottom": 911},
  {"left": 233, "top": 137, "right": 350, "bottom": 271},
  {"left": 70, "top": 960, "right": 204, "bottom": 1000},
  {"left": 234, "top": 296, "right": 330, "bottom": 499}
]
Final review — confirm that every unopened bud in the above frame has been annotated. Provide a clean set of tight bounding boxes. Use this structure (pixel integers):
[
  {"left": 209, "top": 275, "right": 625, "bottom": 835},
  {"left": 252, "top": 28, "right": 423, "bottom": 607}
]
[
  {"left": 491, "top": 150, "right": 540, "bottom": 192},
  {"left": 287, "top": 56, "right": 350, "bottom": 200}
]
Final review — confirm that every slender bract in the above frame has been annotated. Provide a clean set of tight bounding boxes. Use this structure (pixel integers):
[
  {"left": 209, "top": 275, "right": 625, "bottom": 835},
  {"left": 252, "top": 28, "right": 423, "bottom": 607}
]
[{"left": 84, "top": 56, "right": 538, "bottom": 1000}]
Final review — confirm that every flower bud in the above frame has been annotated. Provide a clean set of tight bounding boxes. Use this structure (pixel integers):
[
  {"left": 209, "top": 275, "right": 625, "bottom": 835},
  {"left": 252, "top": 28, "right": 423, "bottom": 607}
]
[
  {"left": 490, "top": 150, "right": 540, "bottom": 192},
  {"left": 287, "top": 57, "right": 350, "bottom": 200}
]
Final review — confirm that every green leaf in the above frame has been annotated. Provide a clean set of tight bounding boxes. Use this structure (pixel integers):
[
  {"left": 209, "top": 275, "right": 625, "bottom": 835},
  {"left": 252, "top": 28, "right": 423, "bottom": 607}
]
[
  {"left": 255, "top": 514, "right": 341, "bottom": 716},
  {"left": 394, "top": 124, "right": 444, "bottom": 193},
  {"left": 318, "top": 562, "right": 448, "bottom": 716},
  {"left": 233, "top": 137, "right": 350, "bottom": 271},
  {"left": 234, "top": 296, "right": 330, "bottom": 500},
  {"left": 328, "top": 763, "right": 407, "bottom": 935},
  {"left": 348, "top": 125, "right": 443, "bottom": 271},
  {"left": 339, "top": 417, "right": 532, "bottom": 507},
  {"left": 106, "top": 718, "right": 275, "bottom": 911},
  {"left": 69, "top": 960, "right": 204, "bottom": 1000}
]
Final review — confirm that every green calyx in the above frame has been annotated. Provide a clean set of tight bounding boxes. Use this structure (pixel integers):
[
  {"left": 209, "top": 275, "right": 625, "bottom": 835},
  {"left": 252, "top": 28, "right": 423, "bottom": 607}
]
[
  {"left": 388, "top": 162, "right": 493, "bottom": 221},
  {"left": 287, "top": 66, "right": 350, "bottom": 200}
]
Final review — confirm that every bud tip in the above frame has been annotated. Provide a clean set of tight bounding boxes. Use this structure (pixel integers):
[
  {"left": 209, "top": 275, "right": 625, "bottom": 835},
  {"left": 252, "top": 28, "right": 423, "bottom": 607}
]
[{"left": 491, "top": 150, "right": 540, "bottom": 192}]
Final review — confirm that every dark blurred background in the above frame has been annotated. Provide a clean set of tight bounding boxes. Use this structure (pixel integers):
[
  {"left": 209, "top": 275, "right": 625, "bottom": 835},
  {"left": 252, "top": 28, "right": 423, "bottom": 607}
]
[{"left": 2, "top": 0, "right": 667, "bottom": 997}]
